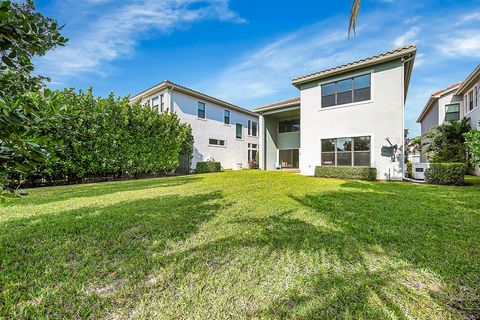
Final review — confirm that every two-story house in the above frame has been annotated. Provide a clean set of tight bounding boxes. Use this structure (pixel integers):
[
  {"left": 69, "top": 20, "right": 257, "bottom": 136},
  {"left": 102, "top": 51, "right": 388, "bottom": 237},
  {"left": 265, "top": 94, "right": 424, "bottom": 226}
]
[
  {"left": 417, "top": 65, "right": 480, "bottom": 133},
  {"left": 130, "top": 81, "right": 259, "bottom": 171},
  {"left": 256, "top": 45, "right": 417, "bottom": 180},
  {"left": 417, "top": 64, "right": 480, "bottom": 174}
]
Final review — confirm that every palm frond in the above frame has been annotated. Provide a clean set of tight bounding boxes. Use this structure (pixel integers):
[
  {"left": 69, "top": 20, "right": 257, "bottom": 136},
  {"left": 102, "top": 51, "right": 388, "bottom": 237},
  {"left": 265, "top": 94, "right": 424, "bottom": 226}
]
[{"left": 349, "top": 0, "right": 361, "bottom": 37}]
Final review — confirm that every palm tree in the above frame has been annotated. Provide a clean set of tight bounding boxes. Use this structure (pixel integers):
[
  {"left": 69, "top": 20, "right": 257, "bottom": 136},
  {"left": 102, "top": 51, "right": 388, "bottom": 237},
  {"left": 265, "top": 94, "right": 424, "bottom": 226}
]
[{"left": 349, "top": 0, "right": 361, "bottom": 36}]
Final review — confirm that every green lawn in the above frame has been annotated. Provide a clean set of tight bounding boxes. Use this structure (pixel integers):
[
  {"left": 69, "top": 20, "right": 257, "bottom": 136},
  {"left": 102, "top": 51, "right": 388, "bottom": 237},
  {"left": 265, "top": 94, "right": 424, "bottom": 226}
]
[{"left": 1, "top": 171, "right": 479, "bottom": 319}]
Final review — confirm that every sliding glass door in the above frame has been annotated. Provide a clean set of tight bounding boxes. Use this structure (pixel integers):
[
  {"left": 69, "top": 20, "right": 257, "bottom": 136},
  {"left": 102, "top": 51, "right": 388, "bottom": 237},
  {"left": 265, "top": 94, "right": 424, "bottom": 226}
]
[{"left": 279, "top": 149, "right": 299, "bottom": 168}]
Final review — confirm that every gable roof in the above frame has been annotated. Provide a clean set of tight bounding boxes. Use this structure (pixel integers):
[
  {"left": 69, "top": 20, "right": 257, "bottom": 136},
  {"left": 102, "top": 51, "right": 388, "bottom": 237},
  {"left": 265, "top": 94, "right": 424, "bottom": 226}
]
[
  {"left": 130, "top": 80, "right": 258, "bottom": 117},
  {"left": 456, "top": 64, "right": 480, "bottom": 94},
  {"left": 254, "top": 97, "right": 300, "bottom": 113},
  {"left": 416, "top": 82, "right": 462, "bottom": 123},
  {"left": 291, "top": 45, "right": 417, "bottom": 98}
]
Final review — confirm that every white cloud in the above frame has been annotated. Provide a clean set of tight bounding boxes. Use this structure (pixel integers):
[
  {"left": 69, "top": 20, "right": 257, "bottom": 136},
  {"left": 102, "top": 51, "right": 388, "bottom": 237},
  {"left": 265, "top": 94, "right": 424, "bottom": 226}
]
[
  {"left": 36, "top": 0, "right": 244, "bottom": 78},
  {"left": 457, "top": 11, "right": 480, "bottom": 24},
  {"left": 438, "top": 31, "right": 480, "bottom": 58},
  {"left": 393, "top": 26, "right": 420, "bottom": 47}
]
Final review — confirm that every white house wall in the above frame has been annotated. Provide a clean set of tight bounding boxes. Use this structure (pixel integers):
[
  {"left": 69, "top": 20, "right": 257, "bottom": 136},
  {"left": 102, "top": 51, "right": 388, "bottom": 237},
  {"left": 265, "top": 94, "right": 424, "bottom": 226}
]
[
  {"left": 170, "top": 90, "right": 259, "bottom": 170},
  {"left": 299, "top": 60, "right": 405, "bottom": 180},
  {"left": 420, "top": 101, "right": 439, "bottom": 135}
]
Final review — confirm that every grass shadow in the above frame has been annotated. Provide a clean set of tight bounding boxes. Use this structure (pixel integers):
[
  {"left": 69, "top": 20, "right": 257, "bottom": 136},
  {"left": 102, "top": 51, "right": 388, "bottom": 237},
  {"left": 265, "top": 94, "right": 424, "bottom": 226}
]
[{"left": 0, "top": 190, "right": 224, "bottom": 318}]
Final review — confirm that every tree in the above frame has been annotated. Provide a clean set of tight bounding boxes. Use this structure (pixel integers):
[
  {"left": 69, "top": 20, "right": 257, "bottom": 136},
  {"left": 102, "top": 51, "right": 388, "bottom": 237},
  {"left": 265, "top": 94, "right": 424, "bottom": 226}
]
[
  {"left": 422, "top": 118, "right": 472, "bottom": 163},
  {"left": 349, "top": 0, "right": 361, "bottom": 36},
  {"left": 0, "top": 0, "right": 67, "bottom": 194},
  {"left": 464, "top": 127, "right": 480, "bottom": 167}
]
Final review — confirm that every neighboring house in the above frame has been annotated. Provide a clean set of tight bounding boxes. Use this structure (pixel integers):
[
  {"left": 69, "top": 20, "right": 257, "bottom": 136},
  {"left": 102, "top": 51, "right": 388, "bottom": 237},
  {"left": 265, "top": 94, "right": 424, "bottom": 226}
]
[
  {"left": 416, "top": 65, "right": 480, "bottom": 174},
  {"left": 417, "top": 82, "right": 464, "bottom": 136},
  {"left": 130, "top": 81, "right": 259, "bottom": 170},
  {"left": 256, "top": 45, "right": 417, "bottom": 180},
  {"left": 417, "top": 65, "right": 480, "bottom": 133}
]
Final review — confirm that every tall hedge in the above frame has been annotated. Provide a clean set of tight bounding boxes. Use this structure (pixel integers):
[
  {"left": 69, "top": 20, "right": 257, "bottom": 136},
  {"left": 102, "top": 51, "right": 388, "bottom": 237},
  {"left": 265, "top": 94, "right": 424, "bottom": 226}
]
[
  {"left": 424, "top": 163, "right": 467, "bottom": 185},
  {"left": 25, "top": 89, "right": 193, "bottom": 183}
]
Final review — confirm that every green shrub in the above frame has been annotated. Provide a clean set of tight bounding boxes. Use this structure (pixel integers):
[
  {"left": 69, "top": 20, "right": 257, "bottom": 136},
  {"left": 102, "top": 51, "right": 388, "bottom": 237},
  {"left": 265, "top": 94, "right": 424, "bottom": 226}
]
[
  {"left": 425, "top": 163, "right": 467, "bottom": 185},
  {"left": 314, "top": 166, "right": 377, "bottom": 181},
  {"left": 17, "top": 89, "right": 193, "bottom": 184},
  {"left": 406, "top": 161, "right": 413, "bottom": 178},
  {"left": 196, "top": 162, "right": 222, "bottom": 174}
]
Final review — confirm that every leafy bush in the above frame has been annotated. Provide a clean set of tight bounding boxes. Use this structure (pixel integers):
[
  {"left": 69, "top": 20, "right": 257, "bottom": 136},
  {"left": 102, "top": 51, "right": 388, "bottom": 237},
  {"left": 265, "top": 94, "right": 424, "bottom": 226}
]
[
  {"left": 18, "top": 89, "right": 193, "bottom": 184},
  {"left": 425, "top": 163, "right": 467, "bottom": 185},
  {"left": 196, "top": 162, "right": 221, "bottom": 174},
  {"left": 464, "top": 128, "right": 480, "bottom": 167},
  {"left": 422, "top": 118, "right": 471, "bottom": 163},
  {"left": 314, "top": 166, "right": 377, "bottom": 181},
  {"left": 406, "top": 161, "right": 413, "bottom": 178},
  {"left": 1, "top": 0, "right": 67, "bottom": 195}
]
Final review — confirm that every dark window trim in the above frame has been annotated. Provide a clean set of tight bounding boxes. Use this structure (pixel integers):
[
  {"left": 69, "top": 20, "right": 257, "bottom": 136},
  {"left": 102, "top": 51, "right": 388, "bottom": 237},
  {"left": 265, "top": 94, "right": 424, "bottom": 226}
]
[
  {"left": 445, "top": 103, "right": 460, "bottom": 122},
  {"left": 321, "top": 73, "right": 371, "bottom": 108},
  {"left": 321, "top": 136, "right": 371, "bottom": 167},
  {"left": 278, "top": 118, "right": 300, "bottom": 133}
]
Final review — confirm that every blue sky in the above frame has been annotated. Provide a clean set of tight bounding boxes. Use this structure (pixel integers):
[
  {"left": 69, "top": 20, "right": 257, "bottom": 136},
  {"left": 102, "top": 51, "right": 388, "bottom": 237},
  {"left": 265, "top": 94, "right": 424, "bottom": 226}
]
[{"left": 35, "top": 0, "right": 480, "bottom": 136}]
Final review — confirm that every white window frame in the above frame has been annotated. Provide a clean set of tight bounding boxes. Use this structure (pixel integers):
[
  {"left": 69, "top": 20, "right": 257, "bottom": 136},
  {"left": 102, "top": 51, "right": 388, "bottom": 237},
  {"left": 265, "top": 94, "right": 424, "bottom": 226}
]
[
  {"left": 209, "top": 138, "right": 226, "bottom": 147},
  {"left": 197, "top": 101, "right": 206, "bottom": 120},
  {"left": 248, "top": 120, "right": 258, "bottom": 137},
  {"left": 235, "top": 123, "right": 243, "bottom": 140},
  {"left": 224, "top": 110, "right": 230, "bottom": 125}
]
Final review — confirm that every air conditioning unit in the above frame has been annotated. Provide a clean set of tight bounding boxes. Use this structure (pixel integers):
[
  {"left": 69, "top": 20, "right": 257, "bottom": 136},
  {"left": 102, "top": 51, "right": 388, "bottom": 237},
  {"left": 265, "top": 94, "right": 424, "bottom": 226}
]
[{"left": 412, "top": 163, "right": 430, "bottom": 180}]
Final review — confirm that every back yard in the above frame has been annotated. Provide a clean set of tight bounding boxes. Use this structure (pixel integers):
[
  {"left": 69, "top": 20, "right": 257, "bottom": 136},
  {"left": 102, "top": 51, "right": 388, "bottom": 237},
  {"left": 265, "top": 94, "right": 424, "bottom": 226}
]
[{"left": 1, "top": 171, "right": 479, "bottom": 319}]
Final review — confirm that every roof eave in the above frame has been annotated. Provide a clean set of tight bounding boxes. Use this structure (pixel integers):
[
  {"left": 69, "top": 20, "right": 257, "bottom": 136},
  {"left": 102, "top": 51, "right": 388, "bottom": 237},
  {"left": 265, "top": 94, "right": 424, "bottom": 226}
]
[
  {"left": 455, "top": 67, "right": 480, "bottom": 94},
  {"left": 130, "top": 81, "right": 258, "bottom": 117},
  {"left": 291, "top": 47, "right": 417, "bottom": 88}
]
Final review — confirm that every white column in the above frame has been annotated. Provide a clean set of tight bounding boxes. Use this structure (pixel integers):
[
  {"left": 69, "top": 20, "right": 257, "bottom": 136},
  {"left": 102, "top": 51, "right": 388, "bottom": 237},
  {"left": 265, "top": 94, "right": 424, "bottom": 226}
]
[{"left": 259, "top": 115, "right": 265, "bottom": 170}]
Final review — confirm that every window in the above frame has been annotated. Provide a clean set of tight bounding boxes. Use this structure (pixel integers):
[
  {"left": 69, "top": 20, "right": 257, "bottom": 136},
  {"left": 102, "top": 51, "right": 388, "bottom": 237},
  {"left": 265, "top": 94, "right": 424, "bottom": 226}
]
[
  {"left": 278, "top": 119, "right": 300, "bottom": 133},
  {"left": 321, "top": 136, "right": 371, "bottom": 167},
  {"left": 321, "top": 74, "right": 371, "bottom": 108},
  {"left": 198, "top": 102, "right": 205, "bottom": 119},
  {"left": 144, "top": 99, "right": 151, "bottom": 107},
  {"left": 160, "top": 94, "right": 165, "bottom": 112},
  {"left": 151, "top": 96, "right": 159, "bottom": 112},
  {"left": 445, "top": 104, "right": 460, "bottom": 122},
  {"left": 468, "top": 91, "right": 474, "bottom": 112},
  {"left": 224, "top": 110, "right": 230, "bottom": 124},
  {"left": 248, "top": 120, "right": 258, "bottom": 136},
  {"left": 209, "top": 138, "right": 225, "bottom": 146},
  {"left": 236, "top": 123, "right": 243, "bottom": 139},
  {"left": 248, "top": 143, "right": 258, "bottom": 162}
]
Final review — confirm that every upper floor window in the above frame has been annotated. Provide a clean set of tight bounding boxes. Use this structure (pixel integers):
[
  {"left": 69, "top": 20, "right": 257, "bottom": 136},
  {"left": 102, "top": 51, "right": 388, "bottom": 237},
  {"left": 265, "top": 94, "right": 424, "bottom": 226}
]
[
  {"left": 144, "top": 99, "right": 151, "bottom": 107},
  {"left": 279, "top": 119, "right": 300, "bottom": 133},
  {"left": 160, "top": 94, "right": 165, "bottom": 112},
  {"left": 468, "top": 91, "right": 474, "bottom": 112},
  {"left": 151, "top": 96, "right": 159, "bottom": 112},
  {"left": 198, "top": 102, "right": 205, "bottom": 119},
  {"left": 248, "top": 120, "right": 258, "bottom": 136},
  {"left": 321, "top": 74, "right": 371, "bottom": 108},
  {"left": 236, "top": 123, "right": 243, "bottom": 139},
  {"left": 445, "top": 103, "right": 460, "bottom": 122},
  {"left": 224, "top": 110, "right": 230, "bottom": 124},
  {"left": 321, "top": 136, "right": 371, "bottom": 167}
]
